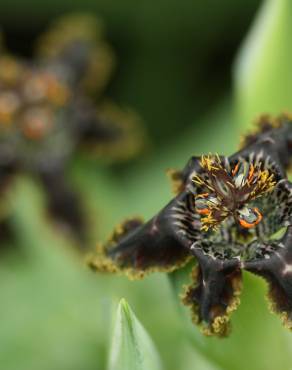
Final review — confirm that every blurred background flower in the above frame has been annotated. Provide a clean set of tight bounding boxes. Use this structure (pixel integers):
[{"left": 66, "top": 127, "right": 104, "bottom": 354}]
[
  {"left": 3, "top": 1, "right": 292, "bottom": 370},
  {"left": 0, "top": 13, "right": 144, "bottom": 249}
]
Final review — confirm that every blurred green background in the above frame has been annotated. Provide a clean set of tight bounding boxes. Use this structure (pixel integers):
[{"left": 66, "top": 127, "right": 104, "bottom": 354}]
[
  {"left": 3, "top": 1, "right": 292, "bottom": 370},
  {"left": 0, "top": 0, "right": 259, "bottom": 146}
]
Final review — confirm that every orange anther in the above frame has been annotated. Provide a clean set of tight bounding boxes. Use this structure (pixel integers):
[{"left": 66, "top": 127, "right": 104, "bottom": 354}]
[
  {"left": 238, "top": 207, "right": 262, "bottom": 229},
  {"left": 232, "top": 162, "right": 239, "bottom": 176},
  {"left": 196, "top": 208, "right": 210, "bottom": 215},
  {"left": 197, "top": 193, "right": 209, "bottom": 198},
  {"left": 248, "top": 163, "right": 255, "bottom": 182}
]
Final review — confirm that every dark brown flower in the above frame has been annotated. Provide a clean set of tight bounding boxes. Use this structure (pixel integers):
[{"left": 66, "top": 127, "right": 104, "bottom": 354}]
[
  {"left": 89, "top": 114, "right": 292, "bottom": 336},
  {"left": 0, "top": 14, "right": 144, "bottom": 246}
]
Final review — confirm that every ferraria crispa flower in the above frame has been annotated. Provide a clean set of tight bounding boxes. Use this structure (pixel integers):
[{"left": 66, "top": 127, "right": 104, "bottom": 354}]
[
  {"left": 0, "top": 14, "right": 143, "bottom": 244},
  {"left": 89, "top": 114, "right": 292, "bottom": 336}
]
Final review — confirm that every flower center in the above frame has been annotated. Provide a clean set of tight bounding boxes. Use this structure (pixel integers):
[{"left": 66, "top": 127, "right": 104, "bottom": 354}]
[{"left": 192, "top": 154, "right": 276, "bottom": 231}]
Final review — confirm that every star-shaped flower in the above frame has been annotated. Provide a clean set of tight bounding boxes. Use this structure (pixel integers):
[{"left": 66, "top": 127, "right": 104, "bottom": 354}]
[
  {"left": 89, "top": 114, "right": 292, "bottom": 336},
  {"left": 0, "top": 14, "right": 143, "bottom": 245}
]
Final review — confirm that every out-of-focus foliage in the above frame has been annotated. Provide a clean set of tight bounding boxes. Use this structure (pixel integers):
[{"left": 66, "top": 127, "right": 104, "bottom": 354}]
[
  {"left": 108, "top": 299, "right": 162, "bottom": 370},
  {"left": 234, "top": 0, "right": 292, "bottom": 127},
  {"left": 0, "top": 178, "right": 109, "bottom": 370}
]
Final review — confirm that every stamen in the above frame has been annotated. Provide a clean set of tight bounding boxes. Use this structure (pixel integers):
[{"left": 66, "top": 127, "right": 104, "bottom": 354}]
[
  {"left": 248, "top": 163, "right": 255, "bottom": 182},
  {"left": 195, "top": 193, "right": 219, "bottom": 216},
  {"left": 238, "top": 207, "right": 262, "bottom": 229},
  {"left": 233, "top": 162, "right": 249, "bottom": 188},
  {"left": 232, "top": 162, "right": 239, "bottom": 176},
  {"left": 192, "top": 154, "right": 277, "bottom": 232},
  {"left": 199, "top": 153, "right": 222, "bottom": 172}
]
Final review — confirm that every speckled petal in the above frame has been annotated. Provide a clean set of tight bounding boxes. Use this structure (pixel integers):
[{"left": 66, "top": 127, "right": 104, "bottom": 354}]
[
  {"left": 88, "top": 196, "right": 192, "bottom": 279},
  {"left": 244, "top": 226, "right": 292, "bottom": 329},
  {"left": 181, "top": 246, "right": 242, "bottom": 337},
  {"left": 238, "top": 114, "right": 292, "bottom": 172}
]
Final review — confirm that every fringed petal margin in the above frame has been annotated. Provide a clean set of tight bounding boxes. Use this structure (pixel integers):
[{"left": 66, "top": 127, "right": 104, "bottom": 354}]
[
  {"left": 75, "top": 101, "right": 145, "bottom": 163},
  {"left": 166, "top": 168, "right": 185, "bottom": 195},
  {"left": 36, "top": 13, "right": 115, "bottom": 93},
  {"left": 166, "top": 156, "right": 202, "bottom": 195},
  {"left": 244, "top": 226, "right": 292, "bottom": 329},
  {"left": 239, "top": 113, "right": 292, "bottom": 171},
  {"left": 181, "top": 248, "right": 242, "bottom": 337},
  {"left": 88, "top": 199, "right": 192, "bottom": 280}
]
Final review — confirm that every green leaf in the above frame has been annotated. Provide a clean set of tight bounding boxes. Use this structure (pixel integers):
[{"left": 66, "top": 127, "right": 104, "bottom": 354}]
[
  {"left": 108, "top": 299, "right": 163, "bottom": 370},
  {"left": 234, "top": 0, "right": 292, "bottom": 127}
]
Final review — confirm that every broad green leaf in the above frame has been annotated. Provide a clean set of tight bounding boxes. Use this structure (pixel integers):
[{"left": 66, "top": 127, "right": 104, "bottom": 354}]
[
  {"left": 108, "top": 299, "right": 163, "bottom": 370},
  {"left": 234, "top": 0, "right": 292, "bottom": 127}
]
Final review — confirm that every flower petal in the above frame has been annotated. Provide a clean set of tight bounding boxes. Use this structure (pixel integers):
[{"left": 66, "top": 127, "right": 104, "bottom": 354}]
[
  {"left": 36, "top": 13, "right": 114, "bottom": 93},
  {"left": 237, "top": 114, "right": 292, "bottom": 174},
  {"left": 229, "top": 139, "right": 285, "bottom": 179},
  {"left": 244, "top": 226, "right": 292, "bottom": 329},
  {"left": 73, "top": 100, "right": 145, "bottom": 162},
  {"left": 167, "top": 156, "right": 201, "bottom": 195},
  {"left": 88, "top": 196, "right": 191, "bottom": 279},
  {"left": 181, "top": 246, "right": 242, "bottom": 337},
  {"left": 39, "top": 168, "right": 87, "bottom": 244}
]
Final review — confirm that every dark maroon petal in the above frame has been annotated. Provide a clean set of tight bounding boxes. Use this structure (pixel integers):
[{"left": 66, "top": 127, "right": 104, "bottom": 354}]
[
  {"left": 229, "top": 140, "right": 285, "bottom": 179},
  {"left": 236, "top": 115, "right": 292, "bottom": 175},
  {"left": 70, "top": 99, "right": 144, "bottom": 162},
  {"left": 36, "top": 14, "right": 114, "bottom": 92},
  {"left": 0, "top": 218, "right": 15, "bottom": 251},
  {"left": 244, "top": 226, "right": 292, "bottom": 328},
  {"left": 167, "top": 156, "right": 202, "bottom": 195},
  {"left": 0, "top": 157, "right": 18, "bottom": 194},
  {"left": 182, "top": 246, "right": 242, "bottom": 336},
  {"left": 88, "top": 195, "right": 192, "bottom": 277},
  {"left": 39, "top": 168, "right": 87, "bottom": 245}
]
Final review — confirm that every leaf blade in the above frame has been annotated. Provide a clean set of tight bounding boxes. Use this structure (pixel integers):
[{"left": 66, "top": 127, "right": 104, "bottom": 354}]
[{"left": 108, "top": 299, "right": 163, "bottom": 370}]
